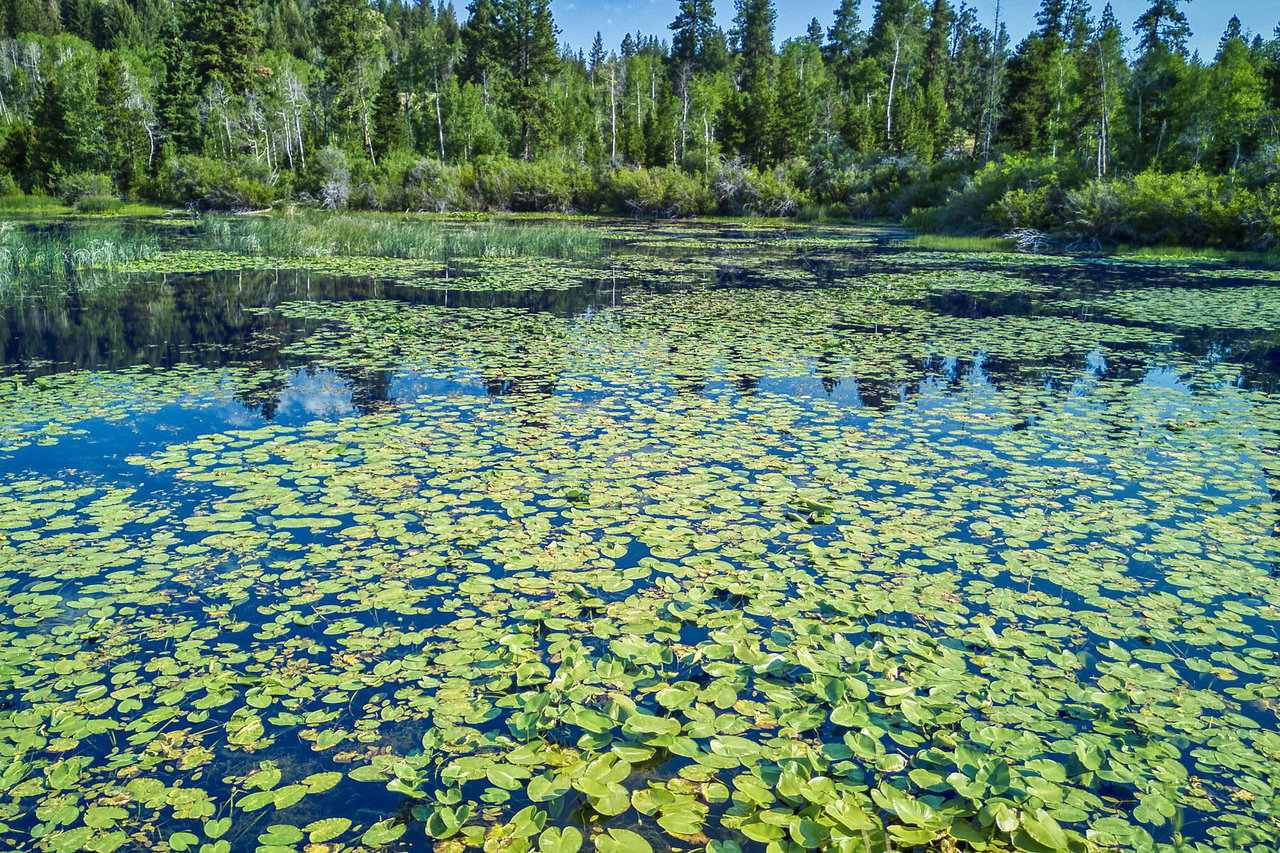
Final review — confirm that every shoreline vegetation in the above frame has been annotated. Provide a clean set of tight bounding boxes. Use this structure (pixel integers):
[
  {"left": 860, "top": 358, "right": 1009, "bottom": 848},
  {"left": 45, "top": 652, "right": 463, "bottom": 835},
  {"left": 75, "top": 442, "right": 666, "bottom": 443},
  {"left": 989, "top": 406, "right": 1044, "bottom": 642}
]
[
  {"left": 2, "top": 0, "right": 1279, "bottom": 256},
  {"left": 3, "top": 209, "right": 1279, "bottom": 301}
]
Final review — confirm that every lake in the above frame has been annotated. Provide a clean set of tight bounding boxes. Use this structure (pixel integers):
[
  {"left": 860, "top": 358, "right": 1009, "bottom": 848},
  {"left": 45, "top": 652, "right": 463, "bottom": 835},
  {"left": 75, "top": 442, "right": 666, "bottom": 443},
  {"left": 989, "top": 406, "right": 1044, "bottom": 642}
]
[{"left": 1, "top": 217, "right": 1278, "bottom": 853}]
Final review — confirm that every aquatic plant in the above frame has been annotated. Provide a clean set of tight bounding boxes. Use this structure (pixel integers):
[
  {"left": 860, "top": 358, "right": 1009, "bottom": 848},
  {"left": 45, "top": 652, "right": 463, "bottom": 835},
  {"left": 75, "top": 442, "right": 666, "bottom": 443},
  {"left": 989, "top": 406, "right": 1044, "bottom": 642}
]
[
  {"left": 0, "top": 220, "right": 1279, "bottom": 853},
  {"left": 199, "top": 213, "right": 602, "bottom": 261},
  {"left": 0, "top": 223, "right": 159, "bottom": 291}
]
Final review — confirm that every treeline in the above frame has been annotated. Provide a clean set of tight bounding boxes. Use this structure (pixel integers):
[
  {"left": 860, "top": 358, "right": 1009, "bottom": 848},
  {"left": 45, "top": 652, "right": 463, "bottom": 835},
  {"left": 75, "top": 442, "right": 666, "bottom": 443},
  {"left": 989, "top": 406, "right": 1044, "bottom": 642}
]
[{"left": 2, "top": 0, "right": 1279, "bottom": 247}]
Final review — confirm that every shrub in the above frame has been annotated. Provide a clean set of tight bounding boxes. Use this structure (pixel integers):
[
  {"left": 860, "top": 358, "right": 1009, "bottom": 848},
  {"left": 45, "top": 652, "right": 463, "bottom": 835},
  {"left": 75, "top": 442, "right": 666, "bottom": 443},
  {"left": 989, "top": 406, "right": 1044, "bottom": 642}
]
[
  {"left": 149, "top": 156, "right": 278, "bottom": 211},
  {"left": 601, "top": 167, "right": 712, "bottom": 217},
  {"left": 58, "top": 172, "right": 116, "bottom": 205},
  {"left": 933, "top": 154, "right": 1074, "bottom": 232},
  {"left": 72, "top": 195, "right": 123, "bottom": 214}
]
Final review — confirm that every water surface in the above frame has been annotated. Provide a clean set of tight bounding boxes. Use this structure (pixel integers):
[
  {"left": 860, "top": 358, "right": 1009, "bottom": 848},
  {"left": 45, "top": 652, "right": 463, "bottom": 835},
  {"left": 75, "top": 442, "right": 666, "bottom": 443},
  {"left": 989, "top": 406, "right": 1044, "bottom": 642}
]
[{"left": 1, "top": 221, "right": 1278, "bottom": 853}]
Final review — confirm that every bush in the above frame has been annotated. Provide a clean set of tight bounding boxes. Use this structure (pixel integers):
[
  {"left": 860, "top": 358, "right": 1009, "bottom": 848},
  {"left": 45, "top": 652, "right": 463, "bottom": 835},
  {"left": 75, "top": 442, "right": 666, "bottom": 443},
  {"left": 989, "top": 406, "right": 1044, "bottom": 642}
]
[
  {"left": 933, "top": 154, "right": 1075, "bottom": 232},
  {"left": 709, "top": 158, "right": 809, "bottom": 216},
  {"left": 58, "top": 172, "right": 116, "bottom": 205},
  {"left": 459, "top": 157, "right": 589, "bottom": 212},
  {"left": 601, "top": 167, "right": 712, "bottom": 216},
  {"left": 0, "top": 172, "right": 21, "bottom": 197},
  {"left": 72, "top": 195, "right": 123, "bottom": 214},
  {"left": 149, "top": 156, "right": 279, "bottom": 211}
]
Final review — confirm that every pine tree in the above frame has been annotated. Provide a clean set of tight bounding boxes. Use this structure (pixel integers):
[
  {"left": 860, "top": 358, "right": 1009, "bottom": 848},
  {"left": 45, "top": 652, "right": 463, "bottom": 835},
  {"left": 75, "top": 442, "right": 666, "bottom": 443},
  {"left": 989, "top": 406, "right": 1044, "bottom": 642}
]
[
  {"left": 371, "top": 69, "right": 408, "bottom": 158},
  {"left": 1130, "top": 0, "right": 1190, "bottom": 166},
  {"left": 1211, "top": 18, "right": 1265, "bottom": 169},
  {"left": 999, "top": 0, "right": 1073, "bottom": 156},
  {"left": 183, "top": 0, "right": 263, "bottom": 93},
  {"left": 825, "top": 0, "right": 863, "bottom": 88},
  {"left": 670, "top": 0, "right": 723, "bottom": 73},
  {"left": 460, "top": 0, "right": 501, "bottom": 87},
  {"left": 494, "top": 0, "right": 560, "bottom": 158},
  {"left": 589, "top": 31, "right": 605, "bottom": 84},
  {"left": 916, "top": 0, "right": 951, "bottom": 160},
  {"left": 1077, "top": 3, "right": 1126, "bottom": 175},
  {"left": 867, "top": 0, "right": 926, "bottom": 149},
  {"left": 316, "top": 0, "right": 385, "bottom": 161},
  {"left": 807, "top": 18, "right": 823, "bottom": 47},
  {"left": 95, "top": 55, "right": 149, "bottom": 192},
  {"left": 156, "top": 16, "right": 202, "bottom": 153},
  {"left": 728, "top": 0, "right": 776, "bottom": 164}
]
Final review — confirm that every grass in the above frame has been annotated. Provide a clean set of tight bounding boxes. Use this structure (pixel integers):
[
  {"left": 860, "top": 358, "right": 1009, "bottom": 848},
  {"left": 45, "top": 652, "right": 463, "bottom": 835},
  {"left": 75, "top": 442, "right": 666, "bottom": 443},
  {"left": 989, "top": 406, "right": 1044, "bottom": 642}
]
[
  {"left": 1110, "top": 243, "right": 1280, "bottom": 266},
  {"left": 201, "top": 212, "right": 602, "bottom": 260},
  {"left": 901, "top": 233, "right": 1017, "bottom": 252},
  {"left": 0, "top": 194, "right": 169, "bottom": 218},
  {"left": 0, "top": 223, "right": 160, "bottom": 290}
]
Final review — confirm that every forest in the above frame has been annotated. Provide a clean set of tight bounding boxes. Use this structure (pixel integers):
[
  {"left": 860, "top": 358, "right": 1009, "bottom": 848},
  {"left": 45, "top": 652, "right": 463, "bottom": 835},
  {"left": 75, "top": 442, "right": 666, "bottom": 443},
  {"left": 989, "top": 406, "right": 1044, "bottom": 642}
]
[{"left": 2, "top": 0, "right": 1279, "bottom": 249}]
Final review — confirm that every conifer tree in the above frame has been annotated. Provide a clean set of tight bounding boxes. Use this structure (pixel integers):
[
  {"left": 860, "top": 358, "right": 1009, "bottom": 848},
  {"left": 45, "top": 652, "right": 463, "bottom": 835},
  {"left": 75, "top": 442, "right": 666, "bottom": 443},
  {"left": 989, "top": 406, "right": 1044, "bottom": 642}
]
[
  {"left": 728, "top": 0, "right": 776, "bottom": 164},
  {"left": 917, "top": 0, "right": 951, "bottom": 160},
  {"left": 183, "top": 0, "right": 262, "bottom": 93}
]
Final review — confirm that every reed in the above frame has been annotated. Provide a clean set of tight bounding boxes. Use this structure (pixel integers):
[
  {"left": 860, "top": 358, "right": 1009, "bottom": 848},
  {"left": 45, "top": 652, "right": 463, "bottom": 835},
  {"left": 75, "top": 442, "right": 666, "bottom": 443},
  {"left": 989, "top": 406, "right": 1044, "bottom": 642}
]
[
  {"left": 0, "top": 223, "right": 159, "bottom": 290},
  {"left": 200, "top": 213, "right": 601, "bottom": 260}
]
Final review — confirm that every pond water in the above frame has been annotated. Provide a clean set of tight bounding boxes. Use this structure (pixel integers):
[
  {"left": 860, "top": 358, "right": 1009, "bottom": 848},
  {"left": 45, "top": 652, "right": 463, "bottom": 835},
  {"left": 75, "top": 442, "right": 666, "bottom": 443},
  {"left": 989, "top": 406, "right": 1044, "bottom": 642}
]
[{"left": 1, "top": 220, "right": 1279, "bottom": 853}]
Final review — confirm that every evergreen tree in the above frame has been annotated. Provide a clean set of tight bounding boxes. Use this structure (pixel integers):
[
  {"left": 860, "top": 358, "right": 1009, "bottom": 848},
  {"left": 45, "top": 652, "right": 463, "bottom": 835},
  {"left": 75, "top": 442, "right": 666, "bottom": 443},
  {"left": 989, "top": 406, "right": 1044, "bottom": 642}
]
[
  {"left": 589, "top": 31, "right": 605, "bottom": 84},
  {"left": 1210, "top": 18, "right": 1265, "bottom": 169},
  {"left": 1077, "top": 3, "right": 1126, "bottom": 174},
  {"left": 183, "top": 0, "right": 263, "bottom": 92},
  {"left": 916, "top": 0, "right": 951, "bottom": 160},
  {"left": 727, "top": 0, "right": 776, "bottom": 164},
  {"left": 371, "top": 68, "right": 408, "bottom": 158},
  {"left": 670, "top": 0, "right": 724, "bottom": 73},
  {"left": 1000, "top": 0, "right": 1074, "bottom": 156},
  {"left": 867, "top": 0, "right": 926, "bottom": 149},
  {"left": 316, "top": 0, "right": 385, "bottom": 161},
  {"left": 825, "top": 0, "right": 863, "bottom": 88},
  {"left": 156, "top": 16, "right": 202, "bottom": 154},
  {"left": 494, "top": 0, "right": 560, "bottom": 158},
  {"left": 1130, "top": 0, "right": 1190, "bottom": 166},
  {"left": 460, "top": 0, "right": 501, "bottom": 88},
  {"left": 95, "top": 55, "right": 150, "bottom": 192}
]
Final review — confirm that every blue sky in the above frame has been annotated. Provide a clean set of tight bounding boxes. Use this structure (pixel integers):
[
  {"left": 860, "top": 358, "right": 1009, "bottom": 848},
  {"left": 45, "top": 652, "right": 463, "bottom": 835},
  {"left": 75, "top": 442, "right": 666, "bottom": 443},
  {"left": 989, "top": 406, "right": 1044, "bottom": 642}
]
[{"left": 550, "top": 0, "right": 1278, "bottom": 61}]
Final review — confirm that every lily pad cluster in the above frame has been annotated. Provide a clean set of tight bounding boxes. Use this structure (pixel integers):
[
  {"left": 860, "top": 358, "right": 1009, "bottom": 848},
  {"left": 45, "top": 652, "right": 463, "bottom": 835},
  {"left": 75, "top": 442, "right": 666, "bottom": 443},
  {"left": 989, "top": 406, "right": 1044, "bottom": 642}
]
[{"left": 1, "top": 221, "right": 1279, "bottom": 853}]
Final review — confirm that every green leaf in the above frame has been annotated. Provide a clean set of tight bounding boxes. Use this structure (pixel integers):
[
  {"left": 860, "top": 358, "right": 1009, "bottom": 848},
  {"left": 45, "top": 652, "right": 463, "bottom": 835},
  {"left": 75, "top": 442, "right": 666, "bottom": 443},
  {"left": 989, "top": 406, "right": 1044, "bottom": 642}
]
[
  {"left": 537, "top": 826, "right": 583, "bottom": 853},
  {"left": 595, "top": 829, "right": 652, "bottom": 853},
  {"left": 361, "top": 820, "right": 406, "bottom": 846},
  {"left": 528, "top": 772, "right": 570, "bottom": 802},
  {"left": 305, "top": 818, "right": 351, "bottom": 843},
  {"left": 1020, "top": 809, "right": 1070, "bottom": 851}
]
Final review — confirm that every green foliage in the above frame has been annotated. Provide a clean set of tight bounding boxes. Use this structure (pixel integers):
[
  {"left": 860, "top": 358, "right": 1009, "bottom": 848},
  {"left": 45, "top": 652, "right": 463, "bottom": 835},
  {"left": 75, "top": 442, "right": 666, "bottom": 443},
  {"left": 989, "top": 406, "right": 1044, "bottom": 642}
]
[
  {"left": 57, "top": 172, "right": 116, "bottom": 204},
  {"left": 148, "top": 155, "right": 279, "bottom": 210},
  {"left": 602, "top": 166, "right": 713, "bottom": 216},
  {"left": 199, "top": 211, "right": 601, "bottom": 259}
]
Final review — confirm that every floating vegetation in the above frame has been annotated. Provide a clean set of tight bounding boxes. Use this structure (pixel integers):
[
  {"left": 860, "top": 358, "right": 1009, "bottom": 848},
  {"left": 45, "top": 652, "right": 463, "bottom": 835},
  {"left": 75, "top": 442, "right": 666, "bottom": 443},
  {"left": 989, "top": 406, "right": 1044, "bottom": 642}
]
[
  {"left": 1048, "top": 285, "right": 1280, "bottom": 331},
  {"left": 1, "top": 219, "right": 1279, "bottom": 853}
]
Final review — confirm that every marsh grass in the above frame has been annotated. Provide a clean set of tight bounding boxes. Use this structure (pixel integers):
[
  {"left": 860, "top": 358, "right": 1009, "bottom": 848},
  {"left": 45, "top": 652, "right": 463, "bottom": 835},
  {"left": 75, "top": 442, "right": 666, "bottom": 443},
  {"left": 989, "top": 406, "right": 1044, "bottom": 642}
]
[
  {"left": 201, "top": 213, "right": 602, "bottom": 260},
  {"left": 0, "top": 223, "right": 159, "bottom": 291},
  {"left": 902, "top": 233, "right": 1017, "bottom": 252},
  {"left": 1112, "top": 244, "right": 1280, "bottom": 266},
  {"left": 0, "top": 196, "right": 167, "bottom": 218}
]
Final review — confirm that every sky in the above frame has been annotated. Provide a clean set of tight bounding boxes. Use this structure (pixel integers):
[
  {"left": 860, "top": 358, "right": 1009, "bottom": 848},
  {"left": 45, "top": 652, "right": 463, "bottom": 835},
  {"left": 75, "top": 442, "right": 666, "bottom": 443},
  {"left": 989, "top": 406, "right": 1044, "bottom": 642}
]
[{"left": 550, "top": 0, "right": 1278, "bottom": 61}]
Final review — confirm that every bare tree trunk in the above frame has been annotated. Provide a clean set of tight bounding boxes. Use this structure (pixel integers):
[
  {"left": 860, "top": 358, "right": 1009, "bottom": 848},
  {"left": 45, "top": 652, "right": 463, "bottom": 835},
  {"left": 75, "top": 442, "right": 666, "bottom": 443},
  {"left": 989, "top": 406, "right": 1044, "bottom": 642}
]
[
  {"left": 885, "top": 33, "right": 901, "bottom": 143},
  {"left": 609, "top": 64, "right": 617, "bottom": 161},
  {"left": 435, "top": 89, "right": 445, "bottom": 160},
  {"left": 981, "top": 0, "right": 1002, "bottom": 161}
]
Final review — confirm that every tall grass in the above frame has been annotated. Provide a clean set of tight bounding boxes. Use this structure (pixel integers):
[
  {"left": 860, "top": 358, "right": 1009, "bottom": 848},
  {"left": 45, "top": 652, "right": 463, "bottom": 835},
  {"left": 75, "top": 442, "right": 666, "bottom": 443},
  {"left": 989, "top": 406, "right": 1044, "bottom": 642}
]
[
  {"left": 1110, "top": 244, "right": 1280, "bottom": 266},
  {"left": 0, "top": 223, "right": 159, "bottom": 290},
  {"left": 200, "top": 213, "right": 601, "bottom": 260},
  {"left": 901, "top": 234, "right": 1017, "bottom": 252}
]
